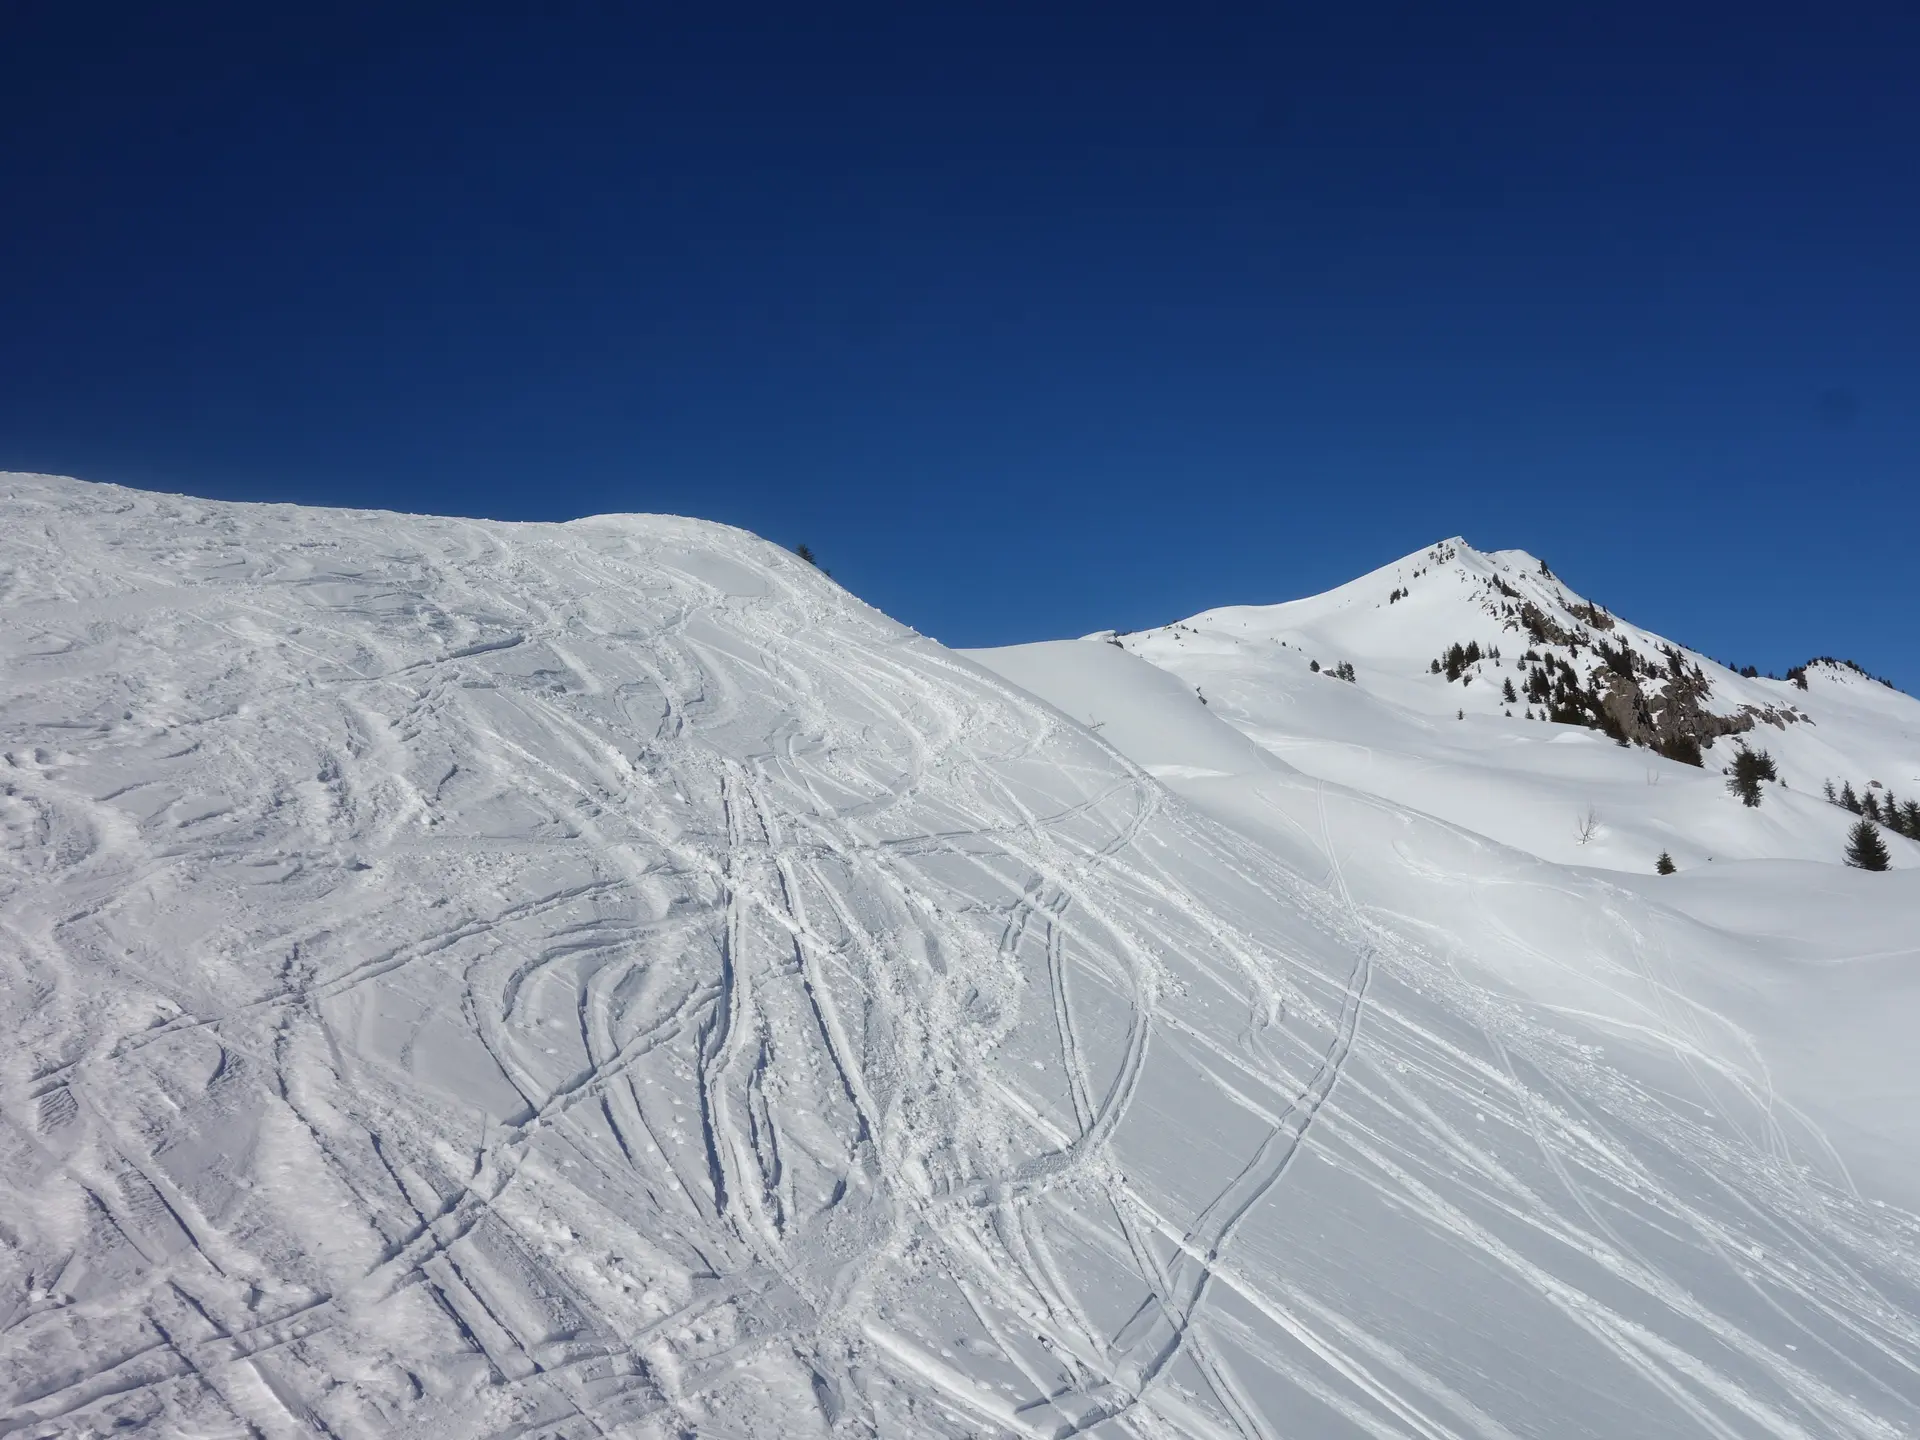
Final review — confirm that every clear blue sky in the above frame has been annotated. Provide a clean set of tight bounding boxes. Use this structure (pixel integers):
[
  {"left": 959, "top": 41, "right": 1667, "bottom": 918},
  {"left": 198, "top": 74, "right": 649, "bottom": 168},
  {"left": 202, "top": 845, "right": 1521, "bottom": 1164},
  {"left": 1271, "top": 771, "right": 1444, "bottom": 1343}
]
[{"left": 3, "top": 4, "right": 1916, "bottom": 688}]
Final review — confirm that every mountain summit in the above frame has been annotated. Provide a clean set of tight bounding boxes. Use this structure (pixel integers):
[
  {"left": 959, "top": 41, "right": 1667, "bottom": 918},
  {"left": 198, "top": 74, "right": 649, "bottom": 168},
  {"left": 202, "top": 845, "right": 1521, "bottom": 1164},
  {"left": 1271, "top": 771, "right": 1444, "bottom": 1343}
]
[{"left": 1093, "top": 536, "right": 1918, "bottom": 873}]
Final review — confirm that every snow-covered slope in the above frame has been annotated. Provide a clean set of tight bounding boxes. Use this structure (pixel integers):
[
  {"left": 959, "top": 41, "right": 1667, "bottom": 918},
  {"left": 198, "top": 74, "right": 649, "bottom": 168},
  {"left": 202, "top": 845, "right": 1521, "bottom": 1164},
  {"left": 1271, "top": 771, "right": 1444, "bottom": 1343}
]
[
  {"left": 972, "top": 544, "right": 1920, "bottom": 1213},
  {"left": 1101, "top": 538, "right": 1920, "bottom": 873},
  {"left": 4, "top": 479, "right": 1918, "bottom": 1438}
]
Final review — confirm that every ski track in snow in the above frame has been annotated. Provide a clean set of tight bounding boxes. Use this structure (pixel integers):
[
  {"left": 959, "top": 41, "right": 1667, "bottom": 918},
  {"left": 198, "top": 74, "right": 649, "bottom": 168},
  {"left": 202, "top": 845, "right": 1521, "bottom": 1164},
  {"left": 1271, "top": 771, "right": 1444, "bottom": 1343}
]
[{"left": 0, "top": 477, "right": 1916, "bottom": 1437}]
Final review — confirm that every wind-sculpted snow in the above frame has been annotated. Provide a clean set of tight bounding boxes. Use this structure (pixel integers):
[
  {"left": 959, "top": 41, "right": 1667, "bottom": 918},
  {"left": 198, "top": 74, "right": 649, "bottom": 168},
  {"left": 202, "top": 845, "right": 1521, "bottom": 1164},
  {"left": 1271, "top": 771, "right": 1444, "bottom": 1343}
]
[{"left": 2, "top": 477, "right": 1917, "bottom": 1437}]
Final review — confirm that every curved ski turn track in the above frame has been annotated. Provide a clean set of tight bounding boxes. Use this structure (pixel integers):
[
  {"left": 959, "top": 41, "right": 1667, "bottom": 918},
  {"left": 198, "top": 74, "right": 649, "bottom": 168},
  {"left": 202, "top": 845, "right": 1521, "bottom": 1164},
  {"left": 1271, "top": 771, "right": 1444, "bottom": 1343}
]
[{"left": 0, "top": 476, "right": 1916, "bottom": 1437}]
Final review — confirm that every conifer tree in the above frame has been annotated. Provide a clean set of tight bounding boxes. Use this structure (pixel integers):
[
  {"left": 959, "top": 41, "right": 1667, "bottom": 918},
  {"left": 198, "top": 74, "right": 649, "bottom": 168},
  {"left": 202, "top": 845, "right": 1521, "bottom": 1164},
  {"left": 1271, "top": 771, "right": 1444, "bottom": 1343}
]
[
  {"left": 1502, "top": 676, "right": 1518, "bottom": 704},
  {"left": 1656, "top": 851, "right": 1676, "bottom": 875},
  {"left": 1841, "top": 781, "right": 1861, "bottom": 813},
  {"left": 1845, "top": 819, "right": 1892, "bottom": 871},
  {"left": 1726, "top": 747, "right": 1775, "bottom": 807}
]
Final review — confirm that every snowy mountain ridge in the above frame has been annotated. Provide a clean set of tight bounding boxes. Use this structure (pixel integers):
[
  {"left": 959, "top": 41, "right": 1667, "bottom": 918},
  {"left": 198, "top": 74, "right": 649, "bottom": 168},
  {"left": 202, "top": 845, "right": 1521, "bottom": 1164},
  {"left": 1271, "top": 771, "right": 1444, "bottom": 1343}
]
[
  {"left": 1116, "top": 535, "right": 1819, "bottom": 745},
  {"left": 1095, "top": 535, "right": 1920, "bottom": 875},
  {"left": 3, "top": 475, "right": 1918, "bottom": 1439}
]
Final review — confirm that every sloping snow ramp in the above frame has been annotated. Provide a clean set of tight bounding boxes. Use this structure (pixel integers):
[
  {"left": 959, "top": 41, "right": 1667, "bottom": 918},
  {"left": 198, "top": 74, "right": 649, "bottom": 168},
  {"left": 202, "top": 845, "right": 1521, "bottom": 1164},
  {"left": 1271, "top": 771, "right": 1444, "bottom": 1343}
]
[{"left": 1, "top": 475, "right": 1916, "bottom": 1438}]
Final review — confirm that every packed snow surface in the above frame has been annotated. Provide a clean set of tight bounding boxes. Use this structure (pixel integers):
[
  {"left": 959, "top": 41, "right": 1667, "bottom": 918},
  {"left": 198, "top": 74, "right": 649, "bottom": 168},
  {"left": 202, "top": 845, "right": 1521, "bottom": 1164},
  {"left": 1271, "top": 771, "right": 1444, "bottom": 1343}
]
[{"left": 3, "top": 477, "right": 1918, "bottom": 1438}]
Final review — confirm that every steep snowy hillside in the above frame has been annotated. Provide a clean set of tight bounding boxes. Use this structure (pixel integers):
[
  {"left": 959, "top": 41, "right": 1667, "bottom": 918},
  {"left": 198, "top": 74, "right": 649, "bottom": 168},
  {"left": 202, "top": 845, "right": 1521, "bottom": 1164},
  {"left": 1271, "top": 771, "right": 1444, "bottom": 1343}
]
[
  {"left": 4, "top": 479, "right": 1919, "bottom": 1438},
  {"left": 975, "top": 640, "right": 1920, "bottom": 1194},
  {"left": 1103, "top": 538, "right": 1920, "bottom": 873}
]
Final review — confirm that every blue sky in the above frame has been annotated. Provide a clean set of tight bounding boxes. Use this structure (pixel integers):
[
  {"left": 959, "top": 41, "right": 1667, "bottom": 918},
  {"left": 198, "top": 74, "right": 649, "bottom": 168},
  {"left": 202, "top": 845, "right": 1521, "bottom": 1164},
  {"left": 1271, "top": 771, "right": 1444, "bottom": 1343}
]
[{"left": 3, "top": 4, "right": 1916, "bottom": 688}]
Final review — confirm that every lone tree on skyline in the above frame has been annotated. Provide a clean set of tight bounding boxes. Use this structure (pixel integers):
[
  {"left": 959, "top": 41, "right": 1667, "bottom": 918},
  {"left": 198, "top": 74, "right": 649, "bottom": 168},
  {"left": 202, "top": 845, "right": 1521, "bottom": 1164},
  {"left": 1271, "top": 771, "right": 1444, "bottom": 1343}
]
[{"left": 1844, "top": 819, "right": 1892, "bottom": 871}]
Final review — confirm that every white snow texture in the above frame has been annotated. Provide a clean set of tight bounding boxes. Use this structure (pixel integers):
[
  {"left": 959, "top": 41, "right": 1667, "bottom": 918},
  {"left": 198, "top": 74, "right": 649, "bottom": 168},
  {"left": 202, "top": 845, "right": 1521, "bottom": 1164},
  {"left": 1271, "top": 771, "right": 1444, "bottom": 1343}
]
[{"left": 1, "top": 476, "right": 1916, "bottom": 1438}]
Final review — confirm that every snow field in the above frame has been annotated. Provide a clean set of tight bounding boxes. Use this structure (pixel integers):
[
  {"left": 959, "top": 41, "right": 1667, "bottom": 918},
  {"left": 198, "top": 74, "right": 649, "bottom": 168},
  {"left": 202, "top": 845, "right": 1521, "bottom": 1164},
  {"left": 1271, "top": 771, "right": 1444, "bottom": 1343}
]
[{"left": 0, "top": 478, "right": 1915, "bottom": 1437}]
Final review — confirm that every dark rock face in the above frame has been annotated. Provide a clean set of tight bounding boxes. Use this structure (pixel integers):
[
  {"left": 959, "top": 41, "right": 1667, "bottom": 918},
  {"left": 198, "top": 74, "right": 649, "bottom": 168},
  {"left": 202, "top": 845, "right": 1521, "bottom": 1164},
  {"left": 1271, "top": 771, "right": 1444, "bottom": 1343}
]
[
  {"left": 1518, "top": 602, "right": 1578, "bottom": 649},
  {"left": 1624, "top": 662, "right": 1795, "bottom": 763},
  {"left": 1504, "top": 601, "right": 1799, "bottom": 765},
  {"left": 1431, "top": 559, "right": 1814, "bottom": 765}
]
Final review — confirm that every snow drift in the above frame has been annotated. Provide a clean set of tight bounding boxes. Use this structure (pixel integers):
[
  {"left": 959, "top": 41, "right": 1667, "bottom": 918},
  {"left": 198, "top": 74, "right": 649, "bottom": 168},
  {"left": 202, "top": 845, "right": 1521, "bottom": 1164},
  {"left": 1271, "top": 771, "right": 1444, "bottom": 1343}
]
[{"left": 2, "top": 477, "right": 1917, "bottom": 1438}]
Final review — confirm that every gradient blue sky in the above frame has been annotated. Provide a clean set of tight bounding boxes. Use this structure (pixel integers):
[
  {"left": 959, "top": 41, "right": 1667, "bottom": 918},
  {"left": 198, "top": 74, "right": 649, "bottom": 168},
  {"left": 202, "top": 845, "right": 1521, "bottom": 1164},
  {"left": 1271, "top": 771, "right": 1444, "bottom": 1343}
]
[{"left": 3, "top": 4, "right": 1916, "bottom": 687}]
